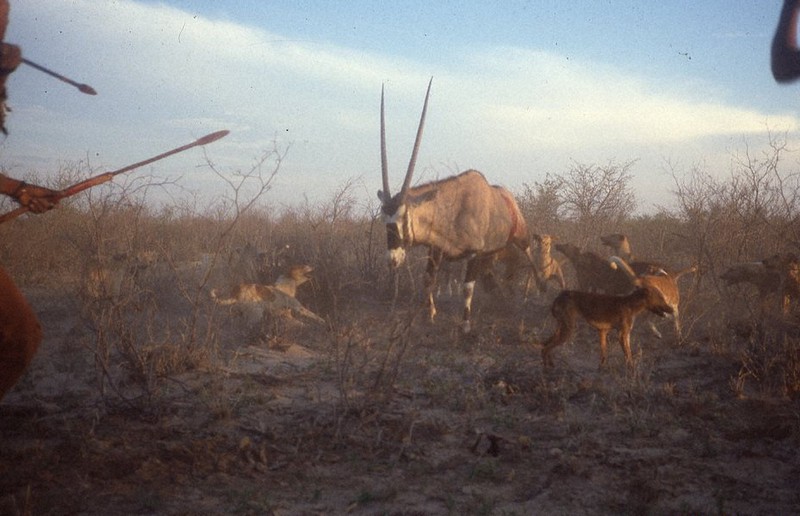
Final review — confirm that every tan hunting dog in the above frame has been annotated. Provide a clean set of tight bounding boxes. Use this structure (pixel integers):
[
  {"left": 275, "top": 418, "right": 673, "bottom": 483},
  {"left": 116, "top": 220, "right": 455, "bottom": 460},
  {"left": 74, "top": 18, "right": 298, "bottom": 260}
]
[
  {"left": 600, "top": 233, "right": 634, "bottom": 262},
  {"left": 610, "top": 256, "right": 696, "bottom": 340},
  {"left": 532, "top": 234, "right": 565, "bottom": 292},
  {"left": 600, "top": 233, "right": 669, "bottom": 276},
  {"left": 378, "top": 79, "right": 535, "bottom": 333},
  {"left": 211, "top": 264, "right": 324, "bottom": 326},
  {"left": 540, "top": 282, "right": 674, "bottom": 369}
]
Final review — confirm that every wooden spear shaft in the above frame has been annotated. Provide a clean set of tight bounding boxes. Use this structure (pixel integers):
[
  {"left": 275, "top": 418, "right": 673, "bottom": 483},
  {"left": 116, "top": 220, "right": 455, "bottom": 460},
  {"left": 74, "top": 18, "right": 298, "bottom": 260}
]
[
  {"left": 0, "top": 130, "right": 229, "bottom": 224},
  {"left": 21, "top": 58, "right": 97, "bottom": 95}
]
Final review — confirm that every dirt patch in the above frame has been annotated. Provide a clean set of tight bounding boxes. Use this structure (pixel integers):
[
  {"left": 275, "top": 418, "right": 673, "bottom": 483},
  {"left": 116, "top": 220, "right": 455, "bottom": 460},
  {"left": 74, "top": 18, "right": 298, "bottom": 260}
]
[{"left": 2, "top": 288, "right": 799, "bottom": 515}]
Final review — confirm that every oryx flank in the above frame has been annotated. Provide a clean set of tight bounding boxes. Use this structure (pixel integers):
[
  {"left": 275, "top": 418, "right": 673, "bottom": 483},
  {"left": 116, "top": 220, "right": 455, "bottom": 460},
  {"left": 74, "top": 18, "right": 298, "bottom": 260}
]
[{"left": 377, "top": 79, "right": 535, "bottom": 333}]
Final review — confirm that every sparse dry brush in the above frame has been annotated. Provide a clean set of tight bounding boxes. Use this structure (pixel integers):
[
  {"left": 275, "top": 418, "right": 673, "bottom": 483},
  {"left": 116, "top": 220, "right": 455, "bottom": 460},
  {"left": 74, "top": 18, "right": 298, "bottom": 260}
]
[
  {"left": 4, "top": 135, "right": 800, "bottom": 513},
  {"left": 517, "top": 138, "right": 800, "bottom": 397},
  {"left": 0, "top": 146, "right": 293, "bottom": 410},
  {"left": 1, "top": 132, "right": 799, "bottom": 411}
]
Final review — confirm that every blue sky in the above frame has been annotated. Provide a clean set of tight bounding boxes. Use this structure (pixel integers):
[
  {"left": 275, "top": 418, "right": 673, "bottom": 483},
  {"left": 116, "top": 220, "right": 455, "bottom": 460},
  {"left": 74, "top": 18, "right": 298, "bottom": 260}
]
[{"left": 1, "top": 1, "right": 797, "bottom": 213}]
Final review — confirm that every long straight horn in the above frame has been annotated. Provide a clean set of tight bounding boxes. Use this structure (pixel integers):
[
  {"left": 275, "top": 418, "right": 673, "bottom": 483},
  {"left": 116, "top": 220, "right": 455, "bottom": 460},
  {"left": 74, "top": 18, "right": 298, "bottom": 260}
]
[
  {"left": 399, "top": 77, "right": 432, "bottom": 199},
  {"left": 380, "top": 84, "right": 391, "bottom": 200}
]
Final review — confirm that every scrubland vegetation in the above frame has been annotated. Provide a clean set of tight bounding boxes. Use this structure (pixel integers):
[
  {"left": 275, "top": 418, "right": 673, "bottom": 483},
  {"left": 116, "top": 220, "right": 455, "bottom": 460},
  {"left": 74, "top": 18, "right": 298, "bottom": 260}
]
[{"left": 1, "top": 135, "right": 799, "bottom": 514}]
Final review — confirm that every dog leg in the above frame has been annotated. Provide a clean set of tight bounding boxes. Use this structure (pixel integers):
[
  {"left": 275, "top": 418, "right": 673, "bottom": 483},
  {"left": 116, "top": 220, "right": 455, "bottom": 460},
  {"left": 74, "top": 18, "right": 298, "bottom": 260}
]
[
  {"left": 541, "top": 321, "right": 568, "bottom": 368},
  {"left": 598, "top": 328, "right": 609, "bottom": 368},
  {"left": 620, "top": 321, "right": 634, "bottom": 368},
  {"left": 673, "top": 308, "right": 682, "bottom": 340}
]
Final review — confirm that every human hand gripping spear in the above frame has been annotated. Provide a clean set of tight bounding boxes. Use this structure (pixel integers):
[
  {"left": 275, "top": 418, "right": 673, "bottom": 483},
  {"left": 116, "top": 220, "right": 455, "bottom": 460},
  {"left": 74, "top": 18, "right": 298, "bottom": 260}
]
[{"left": 0, "top": 130, "right": 229, "bottom": 224}]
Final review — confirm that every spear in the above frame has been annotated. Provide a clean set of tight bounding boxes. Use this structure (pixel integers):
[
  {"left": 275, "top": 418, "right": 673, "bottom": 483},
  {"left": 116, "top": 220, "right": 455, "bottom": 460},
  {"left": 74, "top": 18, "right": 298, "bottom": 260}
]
[
  {"left": 0, "top": 130, "right": 229, "bottom": 224},
  {"left": 22, "top": 58, "right": 97, "bottom": 95}
]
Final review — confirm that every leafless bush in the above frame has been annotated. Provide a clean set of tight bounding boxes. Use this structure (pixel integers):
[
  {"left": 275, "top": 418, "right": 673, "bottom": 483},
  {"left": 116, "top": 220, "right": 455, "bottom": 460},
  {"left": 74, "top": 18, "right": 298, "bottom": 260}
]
[
  {"left": 670, "top": 133, "right": 800, "bottom": 278},
  {"left": 332, "top": 310, "right": 419, "bottom": 412},
  {"left": 517, "top": 174, "right": 566, "bottom": 234},
  {"left": 559, "top": 160, "right": 637, "bottom": 238},
  {"left": 735, "top": 321, "right": 800, "bottom": 398},
  {"left": 0, "top": 161, "right": 95, "bottom": 285},
  {"left": 266, "top": 177, "right": 384, "bottom": 321},
  {"left": 516, "top": 160, "right": 637, "bottom": 246},
  {"left": 7, "top": 130, "right": 800, "bottom": 412},
  {"left": 670, "top": 133, "right": 800, "bottom": 395},
  {"left": 58, "top": 144, "right": 286, "bottom": 410}
]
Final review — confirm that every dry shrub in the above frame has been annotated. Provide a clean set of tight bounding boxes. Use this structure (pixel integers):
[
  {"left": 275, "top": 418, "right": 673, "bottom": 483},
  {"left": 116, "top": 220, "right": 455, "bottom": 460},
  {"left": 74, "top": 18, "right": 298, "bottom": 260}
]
[
  {"left": 735, "top": 319, "right": 800, "bottom": 398},
  {"left": 517, "top": 159, "right": 638, "bottom": 246},
  {"left": 267, "top": 177, "right": 386, "bottom": 320},
  {"left": 0, "top": 146, "right": 286, "bottom": 411},
  {"left": 668, "top": 132, "right": 800, "bottom": 394},
  {"left": 515, "top": 138, "right": 800, "bottom": 396},
  {"left": 5, "top": 134, "right": 800, "bottom": 409}
]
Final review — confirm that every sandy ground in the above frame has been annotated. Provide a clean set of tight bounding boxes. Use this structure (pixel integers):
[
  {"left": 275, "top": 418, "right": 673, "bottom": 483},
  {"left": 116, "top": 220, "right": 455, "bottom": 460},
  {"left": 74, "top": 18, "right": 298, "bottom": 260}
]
[{"left": 1, "top": 284, "right": 799, "bottom": 515}]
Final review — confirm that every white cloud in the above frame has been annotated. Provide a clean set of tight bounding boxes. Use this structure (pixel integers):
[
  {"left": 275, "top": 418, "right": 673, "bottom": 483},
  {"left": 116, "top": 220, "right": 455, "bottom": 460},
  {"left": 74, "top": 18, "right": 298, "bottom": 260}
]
[
  {"left": 433, "top": 47, "right": 797, "bottom": 149},
  {"left": 4, "top": 0, "right": 798, "bottom": 212}
]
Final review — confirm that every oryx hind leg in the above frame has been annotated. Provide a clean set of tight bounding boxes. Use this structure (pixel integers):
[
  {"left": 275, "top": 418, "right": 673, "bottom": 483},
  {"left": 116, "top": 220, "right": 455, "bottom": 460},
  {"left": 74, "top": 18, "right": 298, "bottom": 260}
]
[{"left": 461, "top": 256, "right": 491, "bottom": 333}]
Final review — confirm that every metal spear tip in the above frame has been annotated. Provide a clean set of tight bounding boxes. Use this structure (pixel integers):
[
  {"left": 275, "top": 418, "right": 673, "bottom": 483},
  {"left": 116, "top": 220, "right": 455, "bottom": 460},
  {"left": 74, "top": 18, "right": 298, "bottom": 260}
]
[
  {"left": 77, "top": 83, "right": 97, "bottom": 95},
  {"left": 196, "top": 130, "right": 230, "bottom": 145}
]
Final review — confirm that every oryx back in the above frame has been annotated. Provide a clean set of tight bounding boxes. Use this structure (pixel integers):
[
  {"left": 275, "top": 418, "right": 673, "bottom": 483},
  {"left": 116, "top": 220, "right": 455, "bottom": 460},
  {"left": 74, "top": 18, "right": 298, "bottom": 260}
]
[{"left": 402, "top": 170, "right": 528, "bottom": 259}]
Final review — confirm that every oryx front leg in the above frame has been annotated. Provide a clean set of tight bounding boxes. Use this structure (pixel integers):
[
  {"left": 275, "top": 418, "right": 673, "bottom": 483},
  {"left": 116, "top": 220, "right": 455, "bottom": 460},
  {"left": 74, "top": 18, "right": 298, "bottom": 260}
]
[
  {"left": 425, "top": 249, "right": 443, "bottom": 322},
  {"left": 426, "top": 279, "right": 437, "bottom": 321},
  {"left": 461, "top": 280, "right": 476, "bottom": 333}
]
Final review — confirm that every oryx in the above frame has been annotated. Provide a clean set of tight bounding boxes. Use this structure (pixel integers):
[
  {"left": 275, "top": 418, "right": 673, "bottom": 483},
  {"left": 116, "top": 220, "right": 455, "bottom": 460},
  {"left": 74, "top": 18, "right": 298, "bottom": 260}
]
[{"left": 377, "top": 79, "right": 537, "bottom": 333}]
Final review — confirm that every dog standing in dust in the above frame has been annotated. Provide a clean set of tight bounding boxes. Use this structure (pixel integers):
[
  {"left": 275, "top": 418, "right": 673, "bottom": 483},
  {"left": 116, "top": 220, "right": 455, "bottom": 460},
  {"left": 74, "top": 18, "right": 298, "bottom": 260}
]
[
  {"left": 610, "top": 256, "right": 696, "bottom": 341},
  {"left": 211, "top": 264, "right": 324, "bottom": 326},
  {"left": 540, "top": 284, "right": 673, "bottom": 369}
]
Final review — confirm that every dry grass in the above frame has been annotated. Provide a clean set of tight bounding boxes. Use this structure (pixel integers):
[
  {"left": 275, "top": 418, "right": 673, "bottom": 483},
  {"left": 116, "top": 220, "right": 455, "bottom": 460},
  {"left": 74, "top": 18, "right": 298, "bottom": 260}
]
[{"left": 1, "top": 153, "right": 800, "bottom": 514}]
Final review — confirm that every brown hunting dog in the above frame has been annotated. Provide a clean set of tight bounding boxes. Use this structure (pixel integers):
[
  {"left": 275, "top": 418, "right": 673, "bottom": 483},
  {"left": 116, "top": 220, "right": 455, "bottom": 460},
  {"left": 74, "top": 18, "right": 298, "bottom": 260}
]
[{"left": 541, "top": 284, "right": 673, "bottom": 369}]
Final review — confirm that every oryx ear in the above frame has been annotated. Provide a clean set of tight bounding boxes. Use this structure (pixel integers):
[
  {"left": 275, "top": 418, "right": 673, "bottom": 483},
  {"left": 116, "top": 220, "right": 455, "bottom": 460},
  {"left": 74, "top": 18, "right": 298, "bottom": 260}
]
[{"left": 377, "top": 189, "right": 386, "bottom": 203}]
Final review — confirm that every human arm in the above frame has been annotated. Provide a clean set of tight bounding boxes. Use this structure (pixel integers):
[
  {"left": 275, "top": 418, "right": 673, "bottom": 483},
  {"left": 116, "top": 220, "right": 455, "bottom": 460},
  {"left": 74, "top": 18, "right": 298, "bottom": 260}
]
[
  {"left": 0, "top": 173, "right": 59, "bottom": 213},
  {"left": 772, "top": 0, "right": 800, "bottom": 83}
]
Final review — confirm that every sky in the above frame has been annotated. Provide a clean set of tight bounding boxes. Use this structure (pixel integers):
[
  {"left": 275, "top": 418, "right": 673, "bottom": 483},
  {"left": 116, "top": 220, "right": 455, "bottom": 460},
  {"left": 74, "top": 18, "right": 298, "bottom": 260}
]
[{"left": 1, "top": 0, "right": 798, "bottom": 215}]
